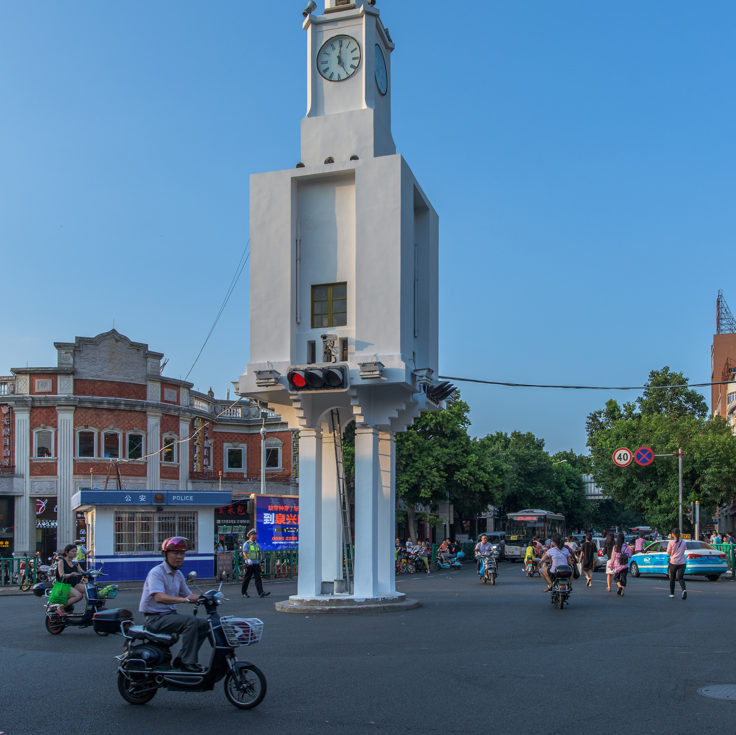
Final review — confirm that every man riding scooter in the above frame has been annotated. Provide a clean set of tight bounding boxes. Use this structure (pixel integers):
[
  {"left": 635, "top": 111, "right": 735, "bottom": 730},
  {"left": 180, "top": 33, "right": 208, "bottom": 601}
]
[
  {"left": 539, "top": 534, "right": 574, "bottom": 592},
  {"left": 139, "top": 537, "right": 211, "bottom": 672}
]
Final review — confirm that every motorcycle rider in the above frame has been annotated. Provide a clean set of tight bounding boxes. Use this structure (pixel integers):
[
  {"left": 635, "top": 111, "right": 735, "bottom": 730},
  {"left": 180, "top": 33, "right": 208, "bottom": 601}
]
[
  {"left": 524, "top": 539, "right": 538, "bottom": 573},
  {"left": 139, "top": 537, "right": 211, "bottom": 673},
  {"left": 241, "top": 529, "right": 270, "bottom": 599},
  {"left": 474, "top": 534, "right": 494, "bottom": 574},
  {"left": 539, "top": 534, "right": 573, "bottom": 592}
]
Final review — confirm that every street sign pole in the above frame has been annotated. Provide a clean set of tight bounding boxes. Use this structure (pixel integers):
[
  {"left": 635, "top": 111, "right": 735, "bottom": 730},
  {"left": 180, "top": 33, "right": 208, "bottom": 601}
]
[
  {"left": 678, "top": 447, "right": 683, "bottom": 532},
  {"left": 695, "top": 500, "right": 700, "bottom": 542}
]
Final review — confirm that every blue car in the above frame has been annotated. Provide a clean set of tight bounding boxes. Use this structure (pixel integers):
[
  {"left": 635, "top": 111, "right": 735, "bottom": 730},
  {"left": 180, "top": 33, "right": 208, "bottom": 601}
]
[{"left": 629, "top": 540, "right": 728, "bottom": 582}]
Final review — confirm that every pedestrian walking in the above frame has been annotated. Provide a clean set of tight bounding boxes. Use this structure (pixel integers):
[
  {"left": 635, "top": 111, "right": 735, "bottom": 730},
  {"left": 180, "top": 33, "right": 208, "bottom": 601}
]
[
  {"left": 580, "top": 533, "right": 597, "bottom": 587},
  {"left": 634, "top": 533, "right": 646, "bottom": 554},
  {"left": 603, "top": 533, "right": 615, "bottom": 592},
  {"left": 610, "top": 533, "right": 631, "bottom": 596},
  {"left": 667, "top": 528, "right": 687, "bottom": 600}
]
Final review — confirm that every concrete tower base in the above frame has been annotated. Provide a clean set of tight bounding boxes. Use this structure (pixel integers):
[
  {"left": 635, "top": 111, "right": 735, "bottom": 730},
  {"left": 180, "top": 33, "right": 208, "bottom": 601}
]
[{"left": 275, "top": 592, "right": 419, "bottom": 614}]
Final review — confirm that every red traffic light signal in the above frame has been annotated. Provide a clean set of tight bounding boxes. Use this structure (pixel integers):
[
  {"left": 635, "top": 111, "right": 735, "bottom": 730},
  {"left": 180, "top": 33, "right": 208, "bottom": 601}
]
[
  {"left": 287, "top": 370, "right": 307, "bottom": 389},
  {"left": 286, "top": 365, "right": 346, "bottom": 391}
]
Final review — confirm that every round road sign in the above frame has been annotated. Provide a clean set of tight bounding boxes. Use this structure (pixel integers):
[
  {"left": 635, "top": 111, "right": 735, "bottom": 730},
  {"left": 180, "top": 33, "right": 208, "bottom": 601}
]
[
  {"left": 634, "top": 446, "right": 654, "bottom": 466},
  {"left": 613, "top": 448, "right": 633, "bottom": 467}
]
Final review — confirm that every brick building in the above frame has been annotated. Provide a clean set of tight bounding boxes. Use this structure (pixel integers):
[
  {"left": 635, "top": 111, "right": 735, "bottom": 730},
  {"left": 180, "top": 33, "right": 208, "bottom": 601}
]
[
  {"left": 0, "top": 330, "right": 297, "bottom": 557},
  {"left": 710, "top": 333, "right": 736, "bottom": 420}
]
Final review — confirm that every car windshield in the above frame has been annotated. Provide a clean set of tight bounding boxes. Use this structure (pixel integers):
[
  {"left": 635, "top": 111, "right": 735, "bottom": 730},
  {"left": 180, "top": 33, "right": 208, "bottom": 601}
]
[
  {"left": 642, "top": 542, "right": 663, "bottom": 553},
  {"left": 686, "top": 541, "right": 714, "bottom": 550}
]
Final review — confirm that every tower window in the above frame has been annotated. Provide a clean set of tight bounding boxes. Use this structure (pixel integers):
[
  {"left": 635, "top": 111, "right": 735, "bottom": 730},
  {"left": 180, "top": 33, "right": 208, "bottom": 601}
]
[{"left": 311, "top": 283, "right": 347, "bottom": 328}]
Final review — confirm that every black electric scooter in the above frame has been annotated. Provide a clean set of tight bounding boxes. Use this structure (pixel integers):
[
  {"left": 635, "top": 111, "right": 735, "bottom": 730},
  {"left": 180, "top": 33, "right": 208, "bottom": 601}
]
[
  {"left": 35, "top": 564, "right": 132, "bottom": 635},
  {"left": 115, "top": 573, "right": 267, "bottom": 710},
  {"left": 550, "top": 564, "right": 573, "bottom": 610}
]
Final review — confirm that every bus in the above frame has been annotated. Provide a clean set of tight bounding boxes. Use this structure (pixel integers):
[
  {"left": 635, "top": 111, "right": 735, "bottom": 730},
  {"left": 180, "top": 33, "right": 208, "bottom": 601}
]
[{"left": 503, "top": 509, "right": 566, "bottom": 561}]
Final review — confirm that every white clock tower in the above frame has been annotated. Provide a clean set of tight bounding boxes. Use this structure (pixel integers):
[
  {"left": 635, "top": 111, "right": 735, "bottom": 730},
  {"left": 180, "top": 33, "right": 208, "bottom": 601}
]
[{"left": 238, "top": 0, "right": 444, "bottom": 612}]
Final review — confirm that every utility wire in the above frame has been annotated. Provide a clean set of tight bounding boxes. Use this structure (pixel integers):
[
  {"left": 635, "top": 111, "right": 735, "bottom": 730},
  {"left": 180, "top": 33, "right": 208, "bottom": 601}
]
[
  {"left": 438, "top": 375, "right": 732, "bottom": 391},
  {"left": 185, "top": 240, "right": 250, "bottom": 380}
]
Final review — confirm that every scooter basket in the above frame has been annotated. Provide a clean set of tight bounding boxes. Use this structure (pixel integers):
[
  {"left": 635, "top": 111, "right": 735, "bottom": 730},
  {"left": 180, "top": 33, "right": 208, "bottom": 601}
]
[{"left": 220, "top": 617, "right": 264, "bottom": 647}]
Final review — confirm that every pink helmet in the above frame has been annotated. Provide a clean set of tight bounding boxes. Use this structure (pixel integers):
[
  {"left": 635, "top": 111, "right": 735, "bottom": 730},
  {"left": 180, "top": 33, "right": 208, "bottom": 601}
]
[{"left": 161, "top": 537, "right": 190, "bottom": 555}]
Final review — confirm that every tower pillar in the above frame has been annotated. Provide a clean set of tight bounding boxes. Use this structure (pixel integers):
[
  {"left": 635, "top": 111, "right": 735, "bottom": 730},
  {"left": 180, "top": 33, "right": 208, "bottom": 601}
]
[
  {"left": 354, "top": 425, "right": 379, "bottom": 598},
  {"left": 296, "top": 427, "right": 323, "bottom": 598}
]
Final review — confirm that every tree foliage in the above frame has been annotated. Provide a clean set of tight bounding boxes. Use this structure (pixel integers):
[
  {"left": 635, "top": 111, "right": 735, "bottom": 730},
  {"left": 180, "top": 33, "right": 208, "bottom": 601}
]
[
  {"left": 395, "top": 396, "right": 505, "bottom": 541},
  {"left": 587, "top": 367, "right": 736, "bottom": 531}
]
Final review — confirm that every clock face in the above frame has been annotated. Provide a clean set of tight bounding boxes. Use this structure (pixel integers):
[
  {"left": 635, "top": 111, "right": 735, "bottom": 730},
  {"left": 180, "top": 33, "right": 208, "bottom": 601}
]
[
  {"left": 317, "top": 35, "right": 361, "bottom": 82},
  {"left": 374, "top": 44, "right": 388, "bottom": 95}
]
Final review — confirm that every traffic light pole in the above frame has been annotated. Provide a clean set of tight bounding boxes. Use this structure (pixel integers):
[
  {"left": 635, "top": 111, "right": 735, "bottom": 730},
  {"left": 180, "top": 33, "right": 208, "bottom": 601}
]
[
  {"left": 695, "top": 500, "right": 700, "bottom": 542},
  {"left": 678, "top": 447, "right": 683, "bottom": 532}
]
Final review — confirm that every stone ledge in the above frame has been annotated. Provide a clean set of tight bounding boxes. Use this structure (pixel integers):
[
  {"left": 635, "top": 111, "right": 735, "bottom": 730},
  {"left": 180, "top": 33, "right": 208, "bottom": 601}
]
[{"left": 275, "top": 593, "right": 419, "bottom": 614}]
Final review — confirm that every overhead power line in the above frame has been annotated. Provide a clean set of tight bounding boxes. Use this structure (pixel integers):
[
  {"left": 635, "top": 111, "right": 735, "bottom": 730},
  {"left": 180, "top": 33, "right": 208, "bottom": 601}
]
[
  {"left": 185, "top": 240, "right": 250, "bottom": 381},
  {"left": 438, "top": 375, "right": 731, "bottom": 391}
]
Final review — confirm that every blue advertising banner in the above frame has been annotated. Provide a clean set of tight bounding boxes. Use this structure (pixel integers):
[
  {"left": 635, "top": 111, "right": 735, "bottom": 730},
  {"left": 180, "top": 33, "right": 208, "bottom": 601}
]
[{"left": 255, "top": 496, "right": 299, "bottom": 550}]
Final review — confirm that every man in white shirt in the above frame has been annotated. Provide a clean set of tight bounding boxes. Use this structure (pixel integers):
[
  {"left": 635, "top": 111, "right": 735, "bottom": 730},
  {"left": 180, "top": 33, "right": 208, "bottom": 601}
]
[
  {"left": 539, "top": 535, "right": 573, "bottom": 592},
  {"left": 139, "top": 537, "right": 210, "bottom": 672}
]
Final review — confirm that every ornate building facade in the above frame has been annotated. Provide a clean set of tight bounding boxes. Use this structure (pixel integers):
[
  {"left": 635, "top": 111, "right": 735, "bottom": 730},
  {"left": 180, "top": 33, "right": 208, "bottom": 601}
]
[{"left": 0, "top": 330, "right": 296, "bottom": 556}]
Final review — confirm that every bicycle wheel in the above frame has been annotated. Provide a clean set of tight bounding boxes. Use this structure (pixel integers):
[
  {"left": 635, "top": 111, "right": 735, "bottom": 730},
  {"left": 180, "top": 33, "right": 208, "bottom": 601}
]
[
  {"left": 224, "top": 665, "right": 267, "bottom": 710},
  {"left": 20, "top": 577, "right": 32, "bottom": 592}
]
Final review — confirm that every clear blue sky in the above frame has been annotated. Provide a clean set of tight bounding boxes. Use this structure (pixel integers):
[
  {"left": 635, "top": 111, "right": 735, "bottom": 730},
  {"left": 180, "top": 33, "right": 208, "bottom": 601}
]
[{"left": 2, "top": 2, "right": 734, "bottom": 454}]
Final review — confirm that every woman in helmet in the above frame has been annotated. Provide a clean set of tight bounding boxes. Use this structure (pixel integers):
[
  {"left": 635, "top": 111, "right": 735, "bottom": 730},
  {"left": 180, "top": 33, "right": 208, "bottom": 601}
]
[{"left": 138, "top": 537, "right": 211, "bottom": 672}]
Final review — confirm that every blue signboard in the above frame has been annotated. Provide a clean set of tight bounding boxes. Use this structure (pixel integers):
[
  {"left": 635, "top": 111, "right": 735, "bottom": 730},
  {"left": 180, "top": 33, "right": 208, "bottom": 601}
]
[
  {"left": 72, "top": 490, "right": 232, "bottom": 509},
  {"left": 255, "top": 495, "right": 299, "bottom": 551}
]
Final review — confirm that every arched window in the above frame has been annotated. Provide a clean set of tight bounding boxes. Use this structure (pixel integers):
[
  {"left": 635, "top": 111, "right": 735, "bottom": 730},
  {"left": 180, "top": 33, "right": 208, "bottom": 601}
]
[
  {"left": 77, "top": 429, "right": 97, "bottom": 458},
  {"left": 102, "top": 431, "right": 122, "bottom": 459},
  {"left": 162, "top": 434, "right": 178, "bottom": 464},
  {"left": 127, "top": 432, "right": 145, "bottom": 460},
  {"left": 34, "top": 429, "right": 54, "bottom": 458},
  {"left": 265, "top": 437, "right": 283, "bottom": 470}
]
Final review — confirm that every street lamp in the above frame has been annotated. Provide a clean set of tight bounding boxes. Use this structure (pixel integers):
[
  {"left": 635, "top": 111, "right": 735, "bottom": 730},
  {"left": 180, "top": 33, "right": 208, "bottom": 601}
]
[{"left": 260, "top": 420, "right": 267, "bottom": 496}]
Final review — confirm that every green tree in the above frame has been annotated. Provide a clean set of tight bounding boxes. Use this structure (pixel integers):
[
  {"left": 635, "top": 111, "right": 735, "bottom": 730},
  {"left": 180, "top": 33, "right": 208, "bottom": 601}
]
[
  {"left": 394, "top": 395, "right": 505, "bottom": 542},
  {"left": 481, "top": 434, "right": 592, "bottom": 530},
  {"left": 587, "top": 367, "right": 736, "bottom": 531}
]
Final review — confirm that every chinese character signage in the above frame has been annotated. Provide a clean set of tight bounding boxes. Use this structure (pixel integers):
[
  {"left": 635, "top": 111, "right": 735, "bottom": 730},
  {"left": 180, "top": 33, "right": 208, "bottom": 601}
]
[
  {"left": 256, "top": 495, "right": 299, "bottom": 550},
  {"left": 215, "top": 501, "right": 250, "bottom": 525},
  {"left": 194, "top": 418, "right": 203, "bottom": 473},
  {"left": 291, "top": 430, "right": 299, "bottom": 481},
  {"left": 1, "top": 404, "right": 12, "bottom": 467}
]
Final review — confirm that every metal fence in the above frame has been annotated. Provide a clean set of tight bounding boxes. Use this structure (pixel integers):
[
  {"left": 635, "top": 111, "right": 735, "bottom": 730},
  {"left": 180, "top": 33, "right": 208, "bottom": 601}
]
[
  {"left": 712, "top": 543, "right": 736, "bottom": 578},
  {"left": 0, "top": 557, "right": 39, "bottom": 588},
  {"left": 229, "top": 550, "right": 299, "bottom": 581}
]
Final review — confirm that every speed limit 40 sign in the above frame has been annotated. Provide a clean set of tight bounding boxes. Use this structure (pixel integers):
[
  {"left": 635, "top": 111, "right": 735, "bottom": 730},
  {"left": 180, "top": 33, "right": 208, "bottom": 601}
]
[{"left": 613, "top": 448, "right": 633, "bottom": 467}]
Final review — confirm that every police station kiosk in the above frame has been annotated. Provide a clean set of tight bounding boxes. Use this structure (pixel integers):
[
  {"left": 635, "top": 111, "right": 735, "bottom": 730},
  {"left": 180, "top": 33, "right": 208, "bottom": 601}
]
[{"left": 71, "top": 490, "right": 231, "bottom": 583}]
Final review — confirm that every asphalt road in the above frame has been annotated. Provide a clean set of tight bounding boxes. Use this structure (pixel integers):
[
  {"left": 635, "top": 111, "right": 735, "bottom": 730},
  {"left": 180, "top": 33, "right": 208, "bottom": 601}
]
[{"left": 2, "top": 563, "right": 736, "bottom": 735}]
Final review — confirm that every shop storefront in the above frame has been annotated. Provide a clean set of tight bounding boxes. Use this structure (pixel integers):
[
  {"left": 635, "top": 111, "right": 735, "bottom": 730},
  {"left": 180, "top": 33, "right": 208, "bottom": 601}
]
[
  {"left": 215, "top": 497, "right": 252, "bottom": 552},
  {"left": 72, "top": 489, "right": 231, "bottom": 582},
  {"left": 34, "top": 497, "right": 57, "bottom": 560},
  {"left": 0, "top": 497, "right": 14, "bottom": 556}
]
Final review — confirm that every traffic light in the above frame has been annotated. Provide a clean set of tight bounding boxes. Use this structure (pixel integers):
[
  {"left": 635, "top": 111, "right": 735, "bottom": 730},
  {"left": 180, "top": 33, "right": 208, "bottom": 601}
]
[
  {"left": 426, "top": 381, "right": 457, "bottom": 403},
  {"left": 287, "top": 365, "right": 347, "bottom": 391},
  {"left": 685, "top": 502, "right": 695, "bottom": 525}
]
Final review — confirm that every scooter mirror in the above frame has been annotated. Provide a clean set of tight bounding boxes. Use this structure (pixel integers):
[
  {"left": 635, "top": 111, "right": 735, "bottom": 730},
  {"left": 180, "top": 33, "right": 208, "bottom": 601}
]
[{"left": 186, "top": 571, "right": 197, "bottom": 583}]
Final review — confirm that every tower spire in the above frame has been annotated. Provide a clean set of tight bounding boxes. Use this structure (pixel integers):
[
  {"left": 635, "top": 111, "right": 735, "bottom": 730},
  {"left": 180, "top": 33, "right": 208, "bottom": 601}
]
[{"left": 717, "top": 289, "right": 736, "bottom": 334}]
